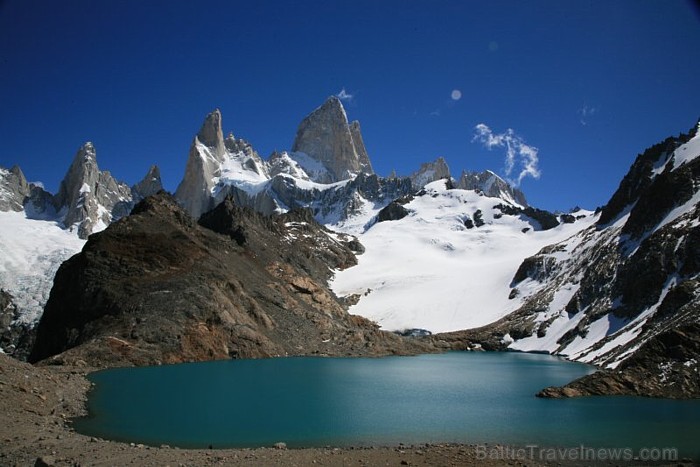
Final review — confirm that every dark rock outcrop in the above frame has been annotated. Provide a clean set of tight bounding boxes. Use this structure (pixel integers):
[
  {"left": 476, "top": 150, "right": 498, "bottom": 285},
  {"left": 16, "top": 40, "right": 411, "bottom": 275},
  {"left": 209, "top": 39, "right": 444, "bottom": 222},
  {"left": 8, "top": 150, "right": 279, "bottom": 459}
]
[
  {"left": 29, "top": 193, "right": 428, "bottom": 367},
  {"left": 493, "top": 203, "right": 559, "bottom": 231},
  {"left": 376, "top": 201, "right": 409, "bottom": 223},
  {"left": 538, "top": 323, "right": 700, "bottom": 399}
]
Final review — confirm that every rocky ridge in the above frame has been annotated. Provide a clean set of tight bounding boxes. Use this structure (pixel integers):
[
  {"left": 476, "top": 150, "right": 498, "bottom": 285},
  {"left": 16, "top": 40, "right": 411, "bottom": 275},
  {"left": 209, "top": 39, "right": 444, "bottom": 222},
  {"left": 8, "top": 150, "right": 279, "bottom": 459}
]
[
  {"left": 29, "top": 192, "right": 430, "bottom": 366},
  {"left": 173, "top": 98, "right": 407, "bottom": 225},
  {"left": 457, "top": 169, "right": 528, "bottom": 206}
]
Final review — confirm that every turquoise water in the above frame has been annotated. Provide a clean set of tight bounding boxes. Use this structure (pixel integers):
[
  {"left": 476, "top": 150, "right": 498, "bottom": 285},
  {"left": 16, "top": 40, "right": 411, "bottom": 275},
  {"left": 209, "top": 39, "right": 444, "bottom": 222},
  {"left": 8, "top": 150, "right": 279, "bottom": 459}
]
[{"left": 74, "top": 352, "right": 700, "bottom": 459}]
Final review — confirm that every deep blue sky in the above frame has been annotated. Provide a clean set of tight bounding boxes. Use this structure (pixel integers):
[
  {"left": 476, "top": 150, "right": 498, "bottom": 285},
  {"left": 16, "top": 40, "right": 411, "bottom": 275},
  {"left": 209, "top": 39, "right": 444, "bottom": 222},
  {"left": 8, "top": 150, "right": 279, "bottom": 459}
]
[{"left": 1, "top": 0, "right": 699, "bottom": 211}]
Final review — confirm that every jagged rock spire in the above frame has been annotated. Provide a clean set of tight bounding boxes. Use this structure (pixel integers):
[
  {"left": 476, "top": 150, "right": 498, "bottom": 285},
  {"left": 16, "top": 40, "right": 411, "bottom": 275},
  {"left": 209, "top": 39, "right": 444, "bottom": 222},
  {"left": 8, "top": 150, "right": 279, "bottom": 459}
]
[
  {"left": 292, "top": 96, "right": 374, "bottom": 183},
  {"left": 175, "top": 109, "right": 234, "bottom": 219},
  {"left": 197, "top": 109, "right": 226, "bottom": 159},
  {"left": 53, "top": 142, "right": 132, "bottom": 238}
]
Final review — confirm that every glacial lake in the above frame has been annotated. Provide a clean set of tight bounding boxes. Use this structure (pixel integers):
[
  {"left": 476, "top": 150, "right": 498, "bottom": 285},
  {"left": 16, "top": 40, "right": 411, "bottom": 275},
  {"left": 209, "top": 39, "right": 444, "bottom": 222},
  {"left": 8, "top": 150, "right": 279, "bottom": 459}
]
[{"left": 74, "top": 352, "right": 700, "bottom": 459}]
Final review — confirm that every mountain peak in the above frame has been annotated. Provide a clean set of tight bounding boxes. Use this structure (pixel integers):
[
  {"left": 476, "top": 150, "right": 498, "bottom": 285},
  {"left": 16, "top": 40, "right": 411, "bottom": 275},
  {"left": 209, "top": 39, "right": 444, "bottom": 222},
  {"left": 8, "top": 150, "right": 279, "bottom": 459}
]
[
  {"left": 410, "top": 157, "right": 451, "bottom": 188},
  {"left": 291, "top": 98, "right": 373, "bottom": 183},
  {"left": 457, "top": 169, "right": 528, "bottom": 206},
  {"left": 320, "top": 95, "right": 344, "bottom": 112},
  {"left": 54, "top": 143, "right": 133, "bottom": 238},
  {"left": 197, "top": 109, "right": 225, "bottom": 156},
  {"left": 132, "top": 165, "right": 163, "bottom": 202}
]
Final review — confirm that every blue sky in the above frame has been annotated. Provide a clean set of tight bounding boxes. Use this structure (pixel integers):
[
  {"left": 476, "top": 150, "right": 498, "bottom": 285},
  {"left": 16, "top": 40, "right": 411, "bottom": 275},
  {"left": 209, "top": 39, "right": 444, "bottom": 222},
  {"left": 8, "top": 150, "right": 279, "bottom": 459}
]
[{"left": 1, "top": 0, "right": 699, "bottom": 211}]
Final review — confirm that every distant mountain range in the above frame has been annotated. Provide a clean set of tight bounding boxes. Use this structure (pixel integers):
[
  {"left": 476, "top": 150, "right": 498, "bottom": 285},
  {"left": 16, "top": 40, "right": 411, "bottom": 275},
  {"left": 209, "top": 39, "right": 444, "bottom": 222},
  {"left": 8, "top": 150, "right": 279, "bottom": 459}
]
[{"left": 1, "top": 97, "right": 698, "bottom": 397}]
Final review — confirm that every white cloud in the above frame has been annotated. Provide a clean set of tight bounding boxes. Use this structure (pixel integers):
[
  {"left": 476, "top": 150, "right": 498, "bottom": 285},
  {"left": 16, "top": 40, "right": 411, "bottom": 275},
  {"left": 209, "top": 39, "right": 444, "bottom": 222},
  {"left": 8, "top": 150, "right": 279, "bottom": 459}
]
[
  {"left": 336, "top": 88, "right": 354, "bottom": 102},
  {"left": 472, "top": 124, "right": 541, "bottom": 186},
  {"left": 451, "top": 89, "right": 462, "bottom": 101}
]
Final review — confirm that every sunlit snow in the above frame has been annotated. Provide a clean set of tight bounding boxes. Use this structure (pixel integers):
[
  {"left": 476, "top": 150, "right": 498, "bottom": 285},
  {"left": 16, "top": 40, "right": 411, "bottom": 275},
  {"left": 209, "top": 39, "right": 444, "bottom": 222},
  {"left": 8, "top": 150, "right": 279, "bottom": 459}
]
[{"left": 330, "top": 181, "right": 596, "bottom": 333}]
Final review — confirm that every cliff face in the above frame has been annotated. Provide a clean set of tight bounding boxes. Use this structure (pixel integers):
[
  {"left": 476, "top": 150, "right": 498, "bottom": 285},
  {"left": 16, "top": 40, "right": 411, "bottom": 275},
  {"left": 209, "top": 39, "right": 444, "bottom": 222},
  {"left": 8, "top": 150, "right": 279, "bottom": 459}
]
[
  {"left": 0, "top": 166, "right": 30, "bottom": 212},
  {"left": 29, "top": 193, "right": 427, "bottom": 367}
]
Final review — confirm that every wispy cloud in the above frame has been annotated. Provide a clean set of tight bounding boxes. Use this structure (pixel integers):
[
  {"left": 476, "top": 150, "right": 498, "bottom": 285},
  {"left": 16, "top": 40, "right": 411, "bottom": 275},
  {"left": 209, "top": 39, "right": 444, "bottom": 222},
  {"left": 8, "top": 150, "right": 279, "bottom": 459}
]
[
  {"left": 472, "top": 124, "right": 541, "bottom": 186},
  {"left": 578, "top": 104, "right": 597, "bottom": 126},
  {"left": 336, "top": 88, "right": 354, "bottom": 102}
]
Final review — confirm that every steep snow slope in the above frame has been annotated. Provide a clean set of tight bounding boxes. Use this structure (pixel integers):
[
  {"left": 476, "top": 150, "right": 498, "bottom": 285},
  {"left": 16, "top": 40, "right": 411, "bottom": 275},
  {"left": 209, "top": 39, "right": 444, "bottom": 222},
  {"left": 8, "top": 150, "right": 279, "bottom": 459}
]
[
  {"left": 0, "top": 211, "right": 85, "bottom": 326},
  {"left": 331, "top": 181, "right": 595, "bottom": 333}
]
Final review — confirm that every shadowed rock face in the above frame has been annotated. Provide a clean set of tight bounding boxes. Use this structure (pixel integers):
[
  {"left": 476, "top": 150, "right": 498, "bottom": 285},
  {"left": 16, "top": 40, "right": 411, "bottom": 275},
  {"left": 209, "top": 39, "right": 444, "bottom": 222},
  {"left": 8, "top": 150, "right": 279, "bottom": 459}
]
[
  {"left": 29, "top": 192, "right": 428, "bottom": 367},
  {"left": 376, "top": 201, "right": 409, "bottom": 223},
  {"left": 598, "top": 124, "right": 698, "bottom": 227}
]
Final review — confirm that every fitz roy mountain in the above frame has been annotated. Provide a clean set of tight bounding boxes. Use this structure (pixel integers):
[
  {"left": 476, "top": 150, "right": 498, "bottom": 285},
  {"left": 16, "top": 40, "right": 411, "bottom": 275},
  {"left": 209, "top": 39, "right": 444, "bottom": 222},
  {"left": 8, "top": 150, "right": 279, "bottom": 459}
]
[{"left": 0, "top": 96, "right": 698, "bottom": 398}]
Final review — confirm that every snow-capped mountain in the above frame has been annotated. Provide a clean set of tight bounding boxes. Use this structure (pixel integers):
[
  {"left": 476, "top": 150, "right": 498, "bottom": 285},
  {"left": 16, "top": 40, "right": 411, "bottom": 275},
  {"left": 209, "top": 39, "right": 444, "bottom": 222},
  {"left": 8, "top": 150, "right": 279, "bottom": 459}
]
[{"left": 174, "top": 97, "right": 406, "bottom": 222}]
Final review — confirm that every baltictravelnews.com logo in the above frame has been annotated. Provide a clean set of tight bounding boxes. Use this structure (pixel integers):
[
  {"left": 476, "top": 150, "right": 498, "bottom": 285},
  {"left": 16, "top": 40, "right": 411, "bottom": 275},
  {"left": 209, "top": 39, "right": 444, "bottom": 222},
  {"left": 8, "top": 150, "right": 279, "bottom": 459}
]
[{"left": 476, "top": 444, "right": 680, "bottom": 463}]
